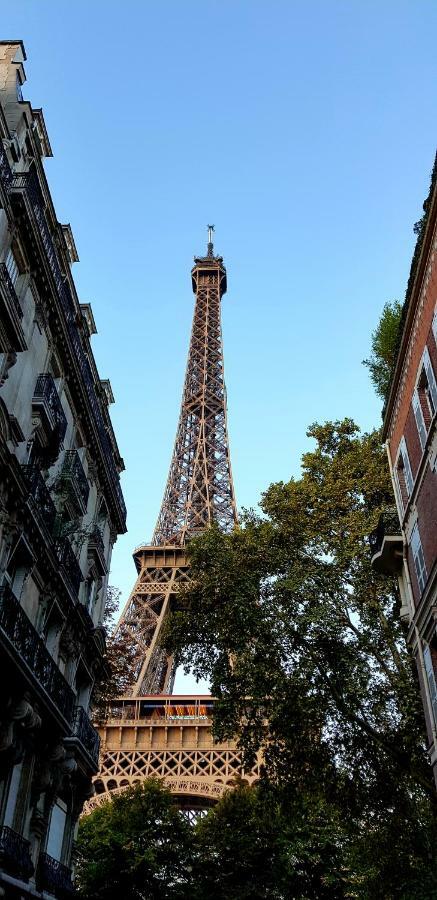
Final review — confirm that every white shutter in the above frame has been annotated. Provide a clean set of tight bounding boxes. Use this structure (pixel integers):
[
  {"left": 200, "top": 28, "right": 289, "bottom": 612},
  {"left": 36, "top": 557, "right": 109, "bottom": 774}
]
[
  {"left": 411, "top": 522, "right": 427, "bottom": 594},
  {"left": 423, "top": 346, "right": 437, "bottom": 412},
  {"left": 400, "top": 437, "right": 413, "bottom": 496},
  {"left": 423, "top": 645, "right": 437, "bottom": 728},
  {"left": 433, "top": 308, "right": 437, "bottom": 346},
  {"left": 413, "top": 390, "right": 427, "bottom": 449}
]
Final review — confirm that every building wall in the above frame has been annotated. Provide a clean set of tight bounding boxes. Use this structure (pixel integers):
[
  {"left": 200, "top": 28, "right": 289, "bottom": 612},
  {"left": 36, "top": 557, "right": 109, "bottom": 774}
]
[
  {"left": 0, "top": 41, "right": 126, "bottom": 898},
  {"left": 382, "top": 157, "right": 437, "bottom": 785}
]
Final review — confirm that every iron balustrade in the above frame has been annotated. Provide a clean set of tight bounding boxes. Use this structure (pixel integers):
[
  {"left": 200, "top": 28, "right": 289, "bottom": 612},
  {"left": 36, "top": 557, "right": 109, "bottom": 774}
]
[
  {"left": 59, "top": 449, "right": 90, "bottom": 513},
  {"left": 8, "top": 169, "right": 126, "bottom": 524},
  {"left": 369, "top": 507, "right": 401, "bottom": 557},
  {"left": 22, "top": 464, "right": 57, "bottom": 533},
  {"left": 56, "top": 537, "right": 83, "bottom": 598},
  {"left": 0, "top": 586, "right": 75, "bottom": 724},
  {"left": 33, "top": 373, "right": 68, "bottom": 444},
  {"left": 0, "top": 140, "right": 12, "bottom": 190},
  {"left": 72, "top": 705, "right": 100, "bottom": 766},
  {"left": 0, "top": 261, "right": 23, "bottom": 320},
  {"left": 37, "top": 852, "right": 74, "bottom": 897},
  {"left": 0, "top": 826, "right": 34, "bottom": 880}
]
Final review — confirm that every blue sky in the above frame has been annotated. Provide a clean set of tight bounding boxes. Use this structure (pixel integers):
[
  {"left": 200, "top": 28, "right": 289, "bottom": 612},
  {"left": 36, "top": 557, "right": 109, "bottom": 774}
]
[{"left": 4, "top": 1, "right": 436, "bottom": 690}]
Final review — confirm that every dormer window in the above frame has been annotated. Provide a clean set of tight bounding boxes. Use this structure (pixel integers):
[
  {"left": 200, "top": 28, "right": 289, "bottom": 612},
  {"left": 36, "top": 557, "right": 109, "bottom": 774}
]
[{"left": 16, "top": 72, "right": 23, "bottom": 102}]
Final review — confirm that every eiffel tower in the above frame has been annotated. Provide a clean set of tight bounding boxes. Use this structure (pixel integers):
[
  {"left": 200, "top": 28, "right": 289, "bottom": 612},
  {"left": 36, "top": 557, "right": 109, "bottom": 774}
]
[{"left": 88, "top": 230, "right": 258, "bottom": 817}]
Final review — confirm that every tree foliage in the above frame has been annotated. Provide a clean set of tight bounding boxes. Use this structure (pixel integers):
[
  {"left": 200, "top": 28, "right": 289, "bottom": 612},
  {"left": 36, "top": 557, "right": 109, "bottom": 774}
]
[
  {"left": 163, "top": 419, "right": 437, "bottom": 896},
  {"left": 363, "top": 300, "right": 402, "bottom": 401},
  {"left": 76, "top": 780, "right": 194, "bottom": 900},
  {"left": 91, "top": 586, "right": 137, "bottom": 722}
]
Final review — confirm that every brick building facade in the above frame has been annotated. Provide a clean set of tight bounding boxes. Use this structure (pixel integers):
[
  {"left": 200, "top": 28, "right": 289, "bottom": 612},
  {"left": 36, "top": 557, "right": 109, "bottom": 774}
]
[
  {"left": 371, "top": 152, "right": 437, "bottom": 787},
  {"left": 0, "top": 41, "right": 126, "bottom": 896}
]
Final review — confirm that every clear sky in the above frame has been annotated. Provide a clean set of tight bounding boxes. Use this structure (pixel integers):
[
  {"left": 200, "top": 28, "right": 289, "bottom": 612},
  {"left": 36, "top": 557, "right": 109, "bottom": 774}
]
[{"left": 4, "top": 1, "right": 436, "bottom": 690}]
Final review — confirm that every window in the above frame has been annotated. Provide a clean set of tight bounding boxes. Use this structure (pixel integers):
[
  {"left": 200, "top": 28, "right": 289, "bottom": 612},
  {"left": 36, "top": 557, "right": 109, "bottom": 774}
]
[
  {"left": 5, "top": 249, "right": 19, "bottom": 286},
  {"left": 423, "top": 644, "right": 437, "bottom": 729},
  {"left": 433, "top": 307, "right": 437, "bottom": 347},
  {"left": 395, "top": 437, "right": 414, "bottom": 510},
  {"left": 413, "top": 348, "right": 437, "bottom": 449},
  {"left": 411, "top": 522, "right": 427, "bottom": 595},
  {"left": 46, "top": 799, "right": 67, "bottom": 862}
]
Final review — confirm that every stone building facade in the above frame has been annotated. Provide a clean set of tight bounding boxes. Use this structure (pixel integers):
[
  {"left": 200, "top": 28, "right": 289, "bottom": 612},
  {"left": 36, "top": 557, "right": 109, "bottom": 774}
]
[
  {"left": 0, "top": 41, "right": 126, "bottom": 896},
  {"left": 371, "top": 153, "right": 437, "bottom": 787}
]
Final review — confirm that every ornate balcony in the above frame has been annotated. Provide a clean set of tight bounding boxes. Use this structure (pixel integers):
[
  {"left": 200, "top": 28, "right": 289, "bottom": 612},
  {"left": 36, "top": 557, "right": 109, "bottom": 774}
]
[
  {"left": 10, "top": 170, "right": 126, "bottom": 528},
  {"left": 87, "top": 524, "right": 107, "bottom": 575},
  {"left": 32, "top": 374, "right": 68, "bottom": 465},
  {"left": 65, "top": 705, "right": 100, "bottom": 771},
  {"left": 369, "top": 508, "right": 403, "bottom": 575},
  {"left": 0, "top": 586, "right": 75, "bottom": 725},
  {"left": 0, "top": 261, "right": 26, "bottom": 355},
  {"left": 22, "top": 464, "right": 57, "bottom": 533},
  {"left": 0, "top": 826, "right": 34, "bottom": 881},
  {"left": 58, "top": 450, "right": 90, "bottom": 515},
  {"left": 37, "top": 852, "right": 74, "bottom": 898},
  {"left": 56, "top": 537, "right": 83, "bottom": 598}
]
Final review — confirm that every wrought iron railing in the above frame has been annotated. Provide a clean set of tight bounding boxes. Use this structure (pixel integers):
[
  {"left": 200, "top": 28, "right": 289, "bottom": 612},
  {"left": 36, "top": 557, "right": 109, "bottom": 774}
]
[
  {"left": 0, "top": 586, "right": 75, "bottom": 723},
  {"left": 8, "top": 169, "right": 126, "bottom": 523},
  {"left": 0, "top": 140, "right": 12, "bottom": 190},
  {"left": 22, "top": 464, "right": 57, "bottom": 533},
  {"left": 0, "top": 261, "right": 23, "bottom": 320},
  {"left": 37, "top": 852, "right": 74, "bottom": 897},
  {"left": 72, "top": 705, "right": 100, "bottom": 766},
  {"left": 0, "top": 826, "right": 34, "bottom": 880},
  {"left": 56, "top": 537, "right": 83, "bottom": 598},
  {"left": 369, "top": 507, "right": 401, "bottom": 557},
  {"left": 33, "top": 373, "right": 68, "bottom": 444},
  {"left": 59, "top": 450, "right": 90, "bottom": 513}
]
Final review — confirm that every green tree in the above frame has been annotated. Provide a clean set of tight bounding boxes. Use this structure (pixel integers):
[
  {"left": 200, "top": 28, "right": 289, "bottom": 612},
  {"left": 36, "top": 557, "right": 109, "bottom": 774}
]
[
  {"left": 76, "top": 780, "right": 194, "bottom": 900},
  {"left": 164, "top": 419, "right": 437, "bottom": 896},
  {"left": 193, "top": 782, "right": 345, "bottom": 899},
  {"left": 91, "top": 586, "right": 137, "bottom": 722},
  {"left": 363, "top": 300, "right": 402, "bottom": 401}
]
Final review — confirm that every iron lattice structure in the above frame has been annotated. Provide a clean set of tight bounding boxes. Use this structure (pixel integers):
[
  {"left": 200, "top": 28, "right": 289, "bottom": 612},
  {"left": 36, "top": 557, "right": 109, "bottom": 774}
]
[
  {"left": 113, "top": 236, "right": 237, "bottom": 697},
  {"left": 90, "top": 234, "right": 255, "bottom": 815},
  {"left": 154, "top": 242, "right": 237, "bottom": 545}
]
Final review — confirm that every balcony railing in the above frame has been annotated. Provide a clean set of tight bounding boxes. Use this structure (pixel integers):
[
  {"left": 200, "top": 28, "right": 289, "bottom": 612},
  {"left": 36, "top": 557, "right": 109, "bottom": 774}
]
[
  {"left": 0, "top": 826, "right": 34, "bottom": 881},
  {"left": 369, "top": 507, "right": 403, "bottom": 576},
  {"left": 22, "top": 464, "right": 57, "bottom": 533},
  {"left": 72, "top": 705, "right": 100, "bottom": 767},
  {"left": 56, "top": 537, "right": 83, "bottom": 598},
  {"left": 369, "top": 508, "right": 401, "bottom": 557},
  {"left": 59, "top": 450, "right": 90, "bottom": 514},
  {"left": 8, "top": 169, "right": 126, "bottom": 525},
  {"left": 0, "top": 586, "right": 75, "bottom": 724},
  {"left": 32, "top": 373, "right": 68, "bottom": 444},
  {"left": 0, "top": 140, "right": 12, "bottom": 191},
  {"left": 37, "top": 852, "right": 74, "bottom": 897},
  {"left": 0, "top": 261, "right": 23, "bottom": 320}
]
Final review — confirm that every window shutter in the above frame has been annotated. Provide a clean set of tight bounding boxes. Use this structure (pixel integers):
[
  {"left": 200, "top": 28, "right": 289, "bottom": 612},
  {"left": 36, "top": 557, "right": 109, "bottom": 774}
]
[
  {"left": 411, "top": 522, "right": 427, "bottom": 594},
  {"left": 400, "top": 437, "right": 413, "bottom": 495},
  {"left": 413, "top": 390, "right": 427, "bottom": 449},
  {"left": 423, "top": 645, "right": 437, "bottom": 728},
  {"left": 423, "top": 346, "right": 437, "bottom": 412}
]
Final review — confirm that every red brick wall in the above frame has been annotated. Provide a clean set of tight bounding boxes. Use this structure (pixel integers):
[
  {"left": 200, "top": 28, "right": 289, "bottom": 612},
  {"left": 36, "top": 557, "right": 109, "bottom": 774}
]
[
  {"left": 416, "top": 463, "right": 437, "bottom": 573},
  {"left": 388, "top": 221, "right": 437, "bottom": 464}
]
